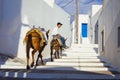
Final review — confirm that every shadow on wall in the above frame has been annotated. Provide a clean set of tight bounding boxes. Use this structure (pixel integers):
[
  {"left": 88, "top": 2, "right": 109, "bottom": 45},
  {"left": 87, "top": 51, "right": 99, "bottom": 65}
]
[
  {"left": 93, "top": 47, "right": 98, "bottom": 53},
  {"left": 0, "top": 0, "right": 22, "bottom": 59},
  {"left": 94, "top": 21, "right": 99, "bottom": 44}
]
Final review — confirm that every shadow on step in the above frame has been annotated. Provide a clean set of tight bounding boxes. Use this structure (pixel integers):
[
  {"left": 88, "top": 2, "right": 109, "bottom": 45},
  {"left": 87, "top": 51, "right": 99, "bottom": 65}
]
[
  {"left": 0, "top": 66, "right": 120, "bottom": 79},
  {"left": 97, "top": 56, "right": 120, "bottom": 77}
]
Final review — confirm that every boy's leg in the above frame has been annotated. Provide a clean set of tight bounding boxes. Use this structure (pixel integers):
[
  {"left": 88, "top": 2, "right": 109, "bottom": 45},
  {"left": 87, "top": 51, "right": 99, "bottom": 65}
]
[{"left": 60, "top": 36, "right": 66, "bottom": 48}]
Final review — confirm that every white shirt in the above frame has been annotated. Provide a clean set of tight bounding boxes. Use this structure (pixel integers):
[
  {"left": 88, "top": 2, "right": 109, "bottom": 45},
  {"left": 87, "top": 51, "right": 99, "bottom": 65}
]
[{"left": 52, "top": 27, "right": 59, "bottom": 36}]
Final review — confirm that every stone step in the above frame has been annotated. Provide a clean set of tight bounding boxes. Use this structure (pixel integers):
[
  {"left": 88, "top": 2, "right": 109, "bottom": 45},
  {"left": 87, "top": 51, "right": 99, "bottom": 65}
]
[
  {"left": 63, "top": 54, "right": 99, "bottom": 57},
  {"left": 0, "top": 65, "right": 26, "bottom": 69},
  {"left": 62, "top": 56, "right": 99, "bottom": 59},
  {"left": 46, "top": 62, "right": 109, "bottom": 67},
  {"left": 54, "top": 59, "right": 105, "bottom": 63},
  {"left": 62, "top": 57, "right": 102, "bottom": 60},
  {"left": 46, "top": 62, "right": 107, "bottom": 66},
  {"left": 56, "top": 58, "right": 103, "bottom": 60},
  {"left": 63, "top": 53, "right": 99, "bottom": 56},
  {"left": 71, "top": 44, "right": 98, "bottom": 48},
  {"left": 65, "top": 51, "right": 97, "bottom": 53},
  {"left": 0, "top": 64, "right": 113, "bottom": 71},
  {"left": 0, "top": 62, "right": 24, "bottom": 66},
  {"left": 0, "top": 58, "right": 105, "bottom": 67},
  {"left": 37, "top": 66, "right": 114, "bottom": 71}
]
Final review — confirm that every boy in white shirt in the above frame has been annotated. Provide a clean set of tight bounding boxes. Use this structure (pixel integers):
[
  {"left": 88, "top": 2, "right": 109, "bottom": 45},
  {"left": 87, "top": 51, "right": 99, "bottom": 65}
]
[{"left": 52, "top": 22, "right": 68, "bottom": 48}]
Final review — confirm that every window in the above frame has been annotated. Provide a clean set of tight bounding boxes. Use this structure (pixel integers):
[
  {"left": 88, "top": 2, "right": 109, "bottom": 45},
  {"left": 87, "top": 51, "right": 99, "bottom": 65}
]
[
  {"left": 118, "top": 27, "right": 120, "bottom": 47},
  {"left": 101, "top": 31, "right": 104, "bottom": 51}
]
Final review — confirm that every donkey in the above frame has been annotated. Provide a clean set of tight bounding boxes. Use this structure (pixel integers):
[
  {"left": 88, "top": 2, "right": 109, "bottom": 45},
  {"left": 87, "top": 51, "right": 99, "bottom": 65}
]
[
  {"left": 24, "top": 27, "right": 49, "bottom": 69},
  {"left": 50, "top": 38, "right": 62, "bottom": 61}
]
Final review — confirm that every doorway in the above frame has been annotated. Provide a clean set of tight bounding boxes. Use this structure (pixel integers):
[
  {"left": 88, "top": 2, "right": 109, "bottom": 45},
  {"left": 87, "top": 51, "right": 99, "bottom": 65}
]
[{"left": 82, "top": 23, "right": 88, "bottom": 38}]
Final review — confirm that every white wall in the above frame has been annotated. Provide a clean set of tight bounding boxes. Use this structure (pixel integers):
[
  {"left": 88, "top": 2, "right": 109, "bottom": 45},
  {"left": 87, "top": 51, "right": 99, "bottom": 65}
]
[
  {"left": 98, "top": 0, "right": 120, "bottom": 68},
  {"left": 78, "top": 15, "right": 89, "bottom": 44},
  {"left": 72, "top": 14, "right": 89, "bottom": 44},
  {"left": 71, "top": 21, "right": 75, "bottom": 44},
  {"left": 0, "top": 0, "right": 71, "bottom": 61},
  {"left": 71, "top": 15, "right": 89, "bottom": 44},
  {"left": 91, "top": 5, "right": 102, "bottom": 17},
  {"left": 44, "top": 0, "right": 55, "bottom": 7},
  {"left": 88, "top": 5, "right": 102, "bottom": 44},
  {"left": 0, "top": 0, "right": 22, "bottom": 58}
]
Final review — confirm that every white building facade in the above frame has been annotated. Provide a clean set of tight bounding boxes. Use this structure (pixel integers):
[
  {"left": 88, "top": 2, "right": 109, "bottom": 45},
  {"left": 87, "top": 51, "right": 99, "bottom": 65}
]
[
  {"left": 88, "top": 5, "right": 102, "bottom": 44},
  {"left": 0, "top": 0, "right": 71, "bottom": 60},
  {"left": 98, "top": 0, "right": 120, "bottom": 68},
  {"left": 72, "top": 15, "right": 89, "bottom": 44}
]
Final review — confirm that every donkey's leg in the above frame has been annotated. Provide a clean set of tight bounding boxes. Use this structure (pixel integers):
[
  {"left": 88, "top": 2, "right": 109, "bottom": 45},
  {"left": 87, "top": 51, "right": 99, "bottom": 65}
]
[
  {"left": 50, "top": 46, "right": 53, "bottom": 62},
  {"left": 26, "top": 52, "right": 30, "bottom": 69},
  {"left": 40, "top": 53, "right": 45, "bottom": 65},
  {"left": 54, "top": 51, "right": 57, "bottom": 59},
  {"left": 36, "top": 51, "right": 44, "bottom": 66},
  {"left": 57, "top": 50, "right": 60, "bottom": 59},
  {"left": 31, "top": 49, "right": 37, "bottom": 67},
  {"left": 36, "top": 53, "right": 40, "bottom": 66},
  {"left": 60, "top": 46, "right": 62, "bottom": 59},
  {"left": 36, "top": 45, "right": 46, "bottom": 66},
  {"left": 26, "top": 45, "right": 30, "bottom": 70},
  {"left": 39, "top": 46, "right": 46, "bottom": 65}
]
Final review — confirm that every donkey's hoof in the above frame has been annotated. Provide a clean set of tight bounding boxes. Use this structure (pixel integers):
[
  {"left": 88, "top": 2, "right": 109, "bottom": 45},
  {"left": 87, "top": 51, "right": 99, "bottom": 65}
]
[
  {"left": 27, "top": 66, "right": 30, "bottom": 70},
  {"left": 31, "top": 62, "right": 34, "bottom": 67},
  {"left": 36, "top": 63, "right": 39, "bottom": 66},
  {"left": 58, "top": 56, "right": 62, "bottom": 59},
  {"left": 41, "top": 62, "right": 45, "bottom": 65},
  {"left": 51, "top": 59, "right": 53, "bottom": 62}
]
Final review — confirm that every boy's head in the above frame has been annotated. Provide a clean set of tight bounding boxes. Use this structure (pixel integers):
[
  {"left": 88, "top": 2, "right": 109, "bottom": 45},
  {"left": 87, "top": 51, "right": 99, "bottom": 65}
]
[{"left": 57, "top": 22, "right": 63, "bottom": 28}]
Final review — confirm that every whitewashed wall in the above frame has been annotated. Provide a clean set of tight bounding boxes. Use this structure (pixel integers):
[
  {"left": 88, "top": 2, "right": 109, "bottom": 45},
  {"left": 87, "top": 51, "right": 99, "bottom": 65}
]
[
  {"left": 0, "top": 0, "right": 71, "bottom": 61},
  {"left": 98, "top": 0, "right": 120, "bottom": 68},
  {"left": 88, "top": 5, "right": 102, "bottom": 44},
  {"left": 0, "top": 0, "right": 22, "bottom": 58},
  {"left": 71, "top": 21, "right": 75, "bottom": 44},
  {"left": 71, "top": 15, "right": 89, "bottom": 44},
  {"left": 79, "top": 15, "right": 89, "bottom": 44}
]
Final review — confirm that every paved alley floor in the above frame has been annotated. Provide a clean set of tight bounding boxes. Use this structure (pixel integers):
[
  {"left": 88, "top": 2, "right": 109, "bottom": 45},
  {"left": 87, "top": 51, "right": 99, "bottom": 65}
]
[{"left": 0, "top": 44, "right": 120, "bottom": 80}]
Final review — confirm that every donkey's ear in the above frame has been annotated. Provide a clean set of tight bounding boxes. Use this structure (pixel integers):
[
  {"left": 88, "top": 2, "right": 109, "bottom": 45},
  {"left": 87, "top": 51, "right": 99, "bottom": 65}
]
[
  {"left": 46, "top": 30, "right": 50, "bottom": 34},
  {"left": 46, "top": 30, "right": 50, "bottom": 40},
  {"left": 55, "top": 39, "right": 58, "bottom": 41}
]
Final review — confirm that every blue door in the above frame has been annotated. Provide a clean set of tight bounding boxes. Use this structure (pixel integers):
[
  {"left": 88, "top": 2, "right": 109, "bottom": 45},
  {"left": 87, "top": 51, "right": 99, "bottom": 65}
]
[{"left": 82, "top": 23, "right": 88, "bottom": 37}]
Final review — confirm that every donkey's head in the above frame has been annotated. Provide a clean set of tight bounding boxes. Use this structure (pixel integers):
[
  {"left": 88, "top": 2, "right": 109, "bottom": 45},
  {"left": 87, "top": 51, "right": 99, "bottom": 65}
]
[
  {"left": 40, "top": 27, "right": 50, "bottom": 40},
  {"left": 51, "top": 38, "right": 60, "bottom": 47},
  {"left": 46, "top": 30, "right": 50, "bottom": 40}
]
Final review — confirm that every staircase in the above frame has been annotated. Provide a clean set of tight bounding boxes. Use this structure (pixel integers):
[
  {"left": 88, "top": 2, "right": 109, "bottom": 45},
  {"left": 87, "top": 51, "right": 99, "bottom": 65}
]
[{"left": 0, "top": 44, "right": 120, "bottom": 80}]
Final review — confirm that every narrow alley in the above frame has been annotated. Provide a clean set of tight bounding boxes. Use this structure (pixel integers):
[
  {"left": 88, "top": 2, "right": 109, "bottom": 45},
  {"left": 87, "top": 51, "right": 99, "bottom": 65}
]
[{"left": 0, "top": 0, "right": 120, "bottom": 80}]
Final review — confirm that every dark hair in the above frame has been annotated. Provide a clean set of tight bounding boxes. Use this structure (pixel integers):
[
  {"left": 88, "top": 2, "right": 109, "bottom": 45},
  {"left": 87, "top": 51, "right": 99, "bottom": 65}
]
[{"left": 57, "top": 22, "right": 63, "bottom": 25}]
